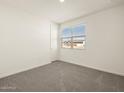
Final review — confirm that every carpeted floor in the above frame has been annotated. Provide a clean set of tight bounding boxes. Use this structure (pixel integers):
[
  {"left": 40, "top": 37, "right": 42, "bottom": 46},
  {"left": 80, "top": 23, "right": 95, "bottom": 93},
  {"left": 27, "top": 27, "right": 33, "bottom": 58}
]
[{"left": 0, "top": 61, "right": 124, "bottom": 92}]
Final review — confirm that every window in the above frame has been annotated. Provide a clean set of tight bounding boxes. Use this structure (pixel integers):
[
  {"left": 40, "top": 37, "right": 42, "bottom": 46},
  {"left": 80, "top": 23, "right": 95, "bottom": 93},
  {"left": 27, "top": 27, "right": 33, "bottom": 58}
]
[
  {"left": 61, "top": 24, "right": 86, "bottom": 49},
  {"left": 61, "top": 28, "right": 72, "bottom": 49}
]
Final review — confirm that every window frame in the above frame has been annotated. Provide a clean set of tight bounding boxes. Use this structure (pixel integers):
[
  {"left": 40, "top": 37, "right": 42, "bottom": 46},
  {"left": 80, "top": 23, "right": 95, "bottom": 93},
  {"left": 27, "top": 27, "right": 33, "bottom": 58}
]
[{"left": 61, "top": 24, "right": 86, "bottom": 50}]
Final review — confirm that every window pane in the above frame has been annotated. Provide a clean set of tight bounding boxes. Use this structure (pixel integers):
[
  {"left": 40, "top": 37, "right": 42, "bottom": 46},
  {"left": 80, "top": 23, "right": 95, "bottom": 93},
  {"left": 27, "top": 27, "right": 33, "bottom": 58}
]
[
  {"left": 62, "top": 38, "right": 71, "bottom": 48},
  {"left": 72, "top": 25, "right": 85, "bottom": 36},
  {"left": 73, "top": 36, "right": 86, "bottom": 49},
  {"left": 62, "top": 28, "right": 72, "bottom": 38}
]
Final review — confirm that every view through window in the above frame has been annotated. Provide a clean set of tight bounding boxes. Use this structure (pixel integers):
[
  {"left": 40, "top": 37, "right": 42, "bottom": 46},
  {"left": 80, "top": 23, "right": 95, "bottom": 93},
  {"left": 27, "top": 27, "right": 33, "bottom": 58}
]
[{"left": 61, "top": 24, "right": 86, "bottom": 49}]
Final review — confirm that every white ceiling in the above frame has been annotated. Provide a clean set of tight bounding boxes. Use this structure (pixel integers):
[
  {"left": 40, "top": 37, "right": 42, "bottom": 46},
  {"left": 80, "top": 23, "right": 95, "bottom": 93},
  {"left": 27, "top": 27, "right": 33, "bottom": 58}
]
[{"left": 0, "top": 0, "right": 124, "bottom": 23}]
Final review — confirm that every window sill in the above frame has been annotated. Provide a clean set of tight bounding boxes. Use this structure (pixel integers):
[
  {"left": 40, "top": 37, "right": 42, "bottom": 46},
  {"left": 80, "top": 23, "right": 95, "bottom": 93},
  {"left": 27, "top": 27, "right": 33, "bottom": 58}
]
[{"left": 61, "top": 48, "right": 86, "bottom": 50}]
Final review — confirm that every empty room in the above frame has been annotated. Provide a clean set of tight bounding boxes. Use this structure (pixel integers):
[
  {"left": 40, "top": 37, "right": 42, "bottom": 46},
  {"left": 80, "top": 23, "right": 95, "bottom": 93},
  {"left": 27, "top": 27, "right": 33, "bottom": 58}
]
[{"left": 0, "top": 0, "right": 124, "bottom": 92}]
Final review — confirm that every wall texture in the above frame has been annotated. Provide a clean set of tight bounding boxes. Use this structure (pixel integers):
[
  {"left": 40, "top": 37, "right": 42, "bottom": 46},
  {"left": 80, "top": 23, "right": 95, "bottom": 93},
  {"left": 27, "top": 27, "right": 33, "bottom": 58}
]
[
  {"left": 59, "top": 5, "right": 124, "bottom": 76},
  {"left": 0, "top": 4, "right": 51, "bottom": 78}
]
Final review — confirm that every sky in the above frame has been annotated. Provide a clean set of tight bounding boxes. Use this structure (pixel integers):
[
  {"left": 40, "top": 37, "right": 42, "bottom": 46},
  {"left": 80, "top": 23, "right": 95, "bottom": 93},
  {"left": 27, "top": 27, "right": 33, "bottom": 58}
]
[{"left": 62, "top": 25, "right": 85, "bottom": 37}]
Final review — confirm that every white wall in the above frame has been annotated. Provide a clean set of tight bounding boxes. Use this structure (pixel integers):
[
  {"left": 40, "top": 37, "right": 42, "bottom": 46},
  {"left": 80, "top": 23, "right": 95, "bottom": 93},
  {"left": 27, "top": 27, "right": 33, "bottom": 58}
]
[
  {"left": 0, "top": 4, "right": 51, "bottom": 78},
  {"left": 50, "top": 23, "right": 59, "bottom": 61},
  {"left": 59, "top": 5, "right": 124, "bottom": 76}
]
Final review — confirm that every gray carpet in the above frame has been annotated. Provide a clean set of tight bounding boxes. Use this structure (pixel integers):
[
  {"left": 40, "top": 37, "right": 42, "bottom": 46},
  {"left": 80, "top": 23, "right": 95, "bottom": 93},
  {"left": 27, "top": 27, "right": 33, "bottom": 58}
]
[{"left": 0, "top": 61, "right": 124, "bottom": 92}]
